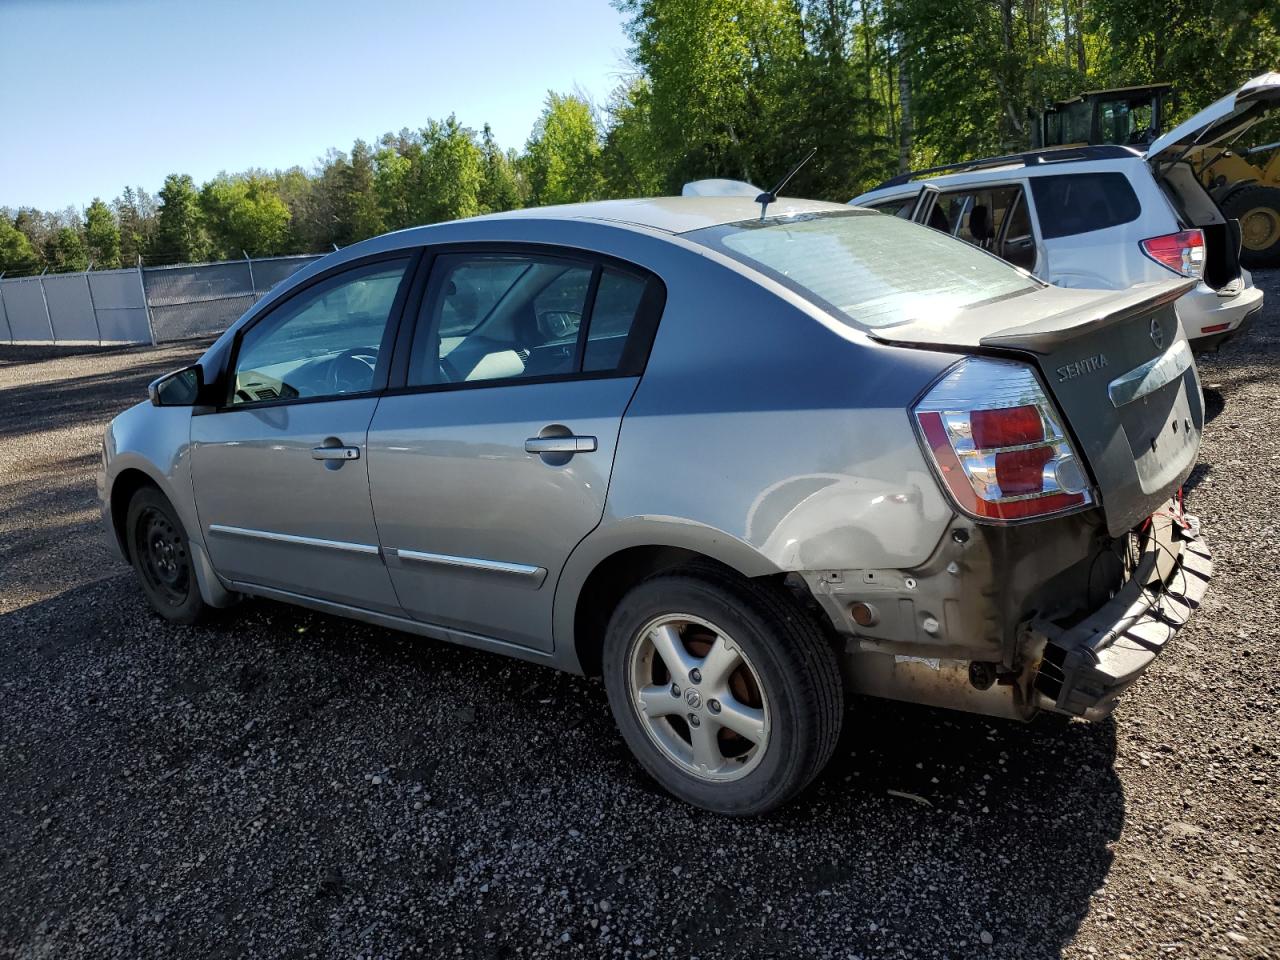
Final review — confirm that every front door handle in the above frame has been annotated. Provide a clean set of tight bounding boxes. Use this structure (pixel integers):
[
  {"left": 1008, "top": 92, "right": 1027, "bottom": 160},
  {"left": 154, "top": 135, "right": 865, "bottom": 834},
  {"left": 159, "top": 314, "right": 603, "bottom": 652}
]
[
  {"left": 311, "top": 445, "right": 360, "bottom": 461},
  {"left": 524, "top": 436, "right": 597, "bottom": 454}
]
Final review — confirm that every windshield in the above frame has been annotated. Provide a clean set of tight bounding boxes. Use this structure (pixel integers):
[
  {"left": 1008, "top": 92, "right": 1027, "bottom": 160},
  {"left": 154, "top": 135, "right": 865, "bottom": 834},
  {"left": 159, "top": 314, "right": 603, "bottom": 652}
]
[{"left": 687, "top": 210, "right": 1038, "bottom": 330}]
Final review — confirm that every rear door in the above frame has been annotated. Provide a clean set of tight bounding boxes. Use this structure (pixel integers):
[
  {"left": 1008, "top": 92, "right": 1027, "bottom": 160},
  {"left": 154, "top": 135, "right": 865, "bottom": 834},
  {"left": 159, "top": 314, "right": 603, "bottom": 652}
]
[{"left": 367, "top": 248, "right": 664, "bottom": 651}]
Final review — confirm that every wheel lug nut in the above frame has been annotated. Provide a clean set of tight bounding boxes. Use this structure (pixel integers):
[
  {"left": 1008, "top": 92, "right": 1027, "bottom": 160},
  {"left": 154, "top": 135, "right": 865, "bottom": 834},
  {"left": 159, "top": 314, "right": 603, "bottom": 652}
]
[
  {"left": 670, "top": 683, "right": 680, "bottom": 698},
  {"left": 688, "top": 714, "right": 701, "bottom": 727},
  {"left": 689, "top": 668, "right": 702, "bottom": 684},
  {"left": 708, "top": 699, "right": 721, "bottom": 714}
]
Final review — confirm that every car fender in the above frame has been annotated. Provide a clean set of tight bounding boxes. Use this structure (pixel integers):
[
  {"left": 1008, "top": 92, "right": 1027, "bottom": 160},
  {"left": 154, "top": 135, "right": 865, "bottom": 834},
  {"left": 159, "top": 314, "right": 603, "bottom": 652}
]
[
  {"left": 103, "top": 402, "right": 236, "bottom": 607},
  {"left": 550, "top": 515, "right": 781, "bottom": 669}
]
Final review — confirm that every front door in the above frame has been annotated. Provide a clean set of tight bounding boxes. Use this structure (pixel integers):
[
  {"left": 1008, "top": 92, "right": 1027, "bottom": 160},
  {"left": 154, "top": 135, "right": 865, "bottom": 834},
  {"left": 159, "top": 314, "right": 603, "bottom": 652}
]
[
  {"left": 368, "top": 250, "right": 662, "bottom": 650},
  {"left": 192, "top": 255, "right": 415, "bottom": 613}
]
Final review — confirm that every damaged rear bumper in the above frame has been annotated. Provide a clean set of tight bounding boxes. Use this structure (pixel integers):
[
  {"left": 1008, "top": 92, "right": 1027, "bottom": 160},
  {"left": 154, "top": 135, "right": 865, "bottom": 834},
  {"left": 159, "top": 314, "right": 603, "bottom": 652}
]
[{"left": 1030, "top": 506, "right": 1212, "bottom": 721}]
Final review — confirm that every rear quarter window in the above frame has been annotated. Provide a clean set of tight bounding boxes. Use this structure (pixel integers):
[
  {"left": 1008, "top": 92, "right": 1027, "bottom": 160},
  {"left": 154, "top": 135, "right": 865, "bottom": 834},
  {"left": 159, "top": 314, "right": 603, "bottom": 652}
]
[{"left": 1030, "top": 172, "right": 1141, "bottom": 239}]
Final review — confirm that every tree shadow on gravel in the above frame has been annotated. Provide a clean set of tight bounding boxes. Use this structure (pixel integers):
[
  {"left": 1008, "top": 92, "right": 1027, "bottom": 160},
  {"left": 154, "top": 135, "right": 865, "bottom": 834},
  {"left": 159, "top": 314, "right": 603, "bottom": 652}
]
[
  {"left": 0, "top": 579, "right": 1122, "bottom": 960},
  {"left": 0, "top": 342, "right": 208, "bottom": 441}
]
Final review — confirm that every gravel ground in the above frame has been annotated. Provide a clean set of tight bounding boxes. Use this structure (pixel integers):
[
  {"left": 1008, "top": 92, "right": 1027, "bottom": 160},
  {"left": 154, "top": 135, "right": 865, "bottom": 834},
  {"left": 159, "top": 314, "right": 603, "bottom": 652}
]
[{"left": 0, "top": 280, "right": 1277, "bottom": 960}]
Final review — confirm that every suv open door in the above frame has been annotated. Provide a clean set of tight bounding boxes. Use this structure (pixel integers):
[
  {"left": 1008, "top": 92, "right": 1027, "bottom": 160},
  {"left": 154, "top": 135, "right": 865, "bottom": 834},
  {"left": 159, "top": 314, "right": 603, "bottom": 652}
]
[{"left": 1145, "top": 72, "right": 1280, "bottom": 172}]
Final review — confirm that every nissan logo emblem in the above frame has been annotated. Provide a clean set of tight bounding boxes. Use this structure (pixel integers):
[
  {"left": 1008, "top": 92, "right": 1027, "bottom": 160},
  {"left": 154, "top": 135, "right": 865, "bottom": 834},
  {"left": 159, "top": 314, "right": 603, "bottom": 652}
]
[{"left": 1150, "top": 317, "right": 1164, "bottom": 350}]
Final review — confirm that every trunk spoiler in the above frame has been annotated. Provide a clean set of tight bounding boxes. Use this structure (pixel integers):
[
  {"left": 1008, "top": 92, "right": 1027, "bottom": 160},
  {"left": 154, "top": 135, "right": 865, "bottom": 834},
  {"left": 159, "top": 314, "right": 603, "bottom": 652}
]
[
  {"left": 868, "top": 278, "right": 1197, "bottom": 354},
  {"left": 978, "top": 279, "right": 1197, "bottom": 354}
]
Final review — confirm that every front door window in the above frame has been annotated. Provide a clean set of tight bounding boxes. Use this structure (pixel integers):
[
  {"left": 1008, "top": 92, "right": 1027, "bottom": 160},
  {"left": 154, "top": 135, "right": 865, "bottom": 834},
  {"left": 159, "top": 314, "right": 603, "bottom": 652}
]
[{"left": 231, "top": 258, "right": 410, "bottom": 405}]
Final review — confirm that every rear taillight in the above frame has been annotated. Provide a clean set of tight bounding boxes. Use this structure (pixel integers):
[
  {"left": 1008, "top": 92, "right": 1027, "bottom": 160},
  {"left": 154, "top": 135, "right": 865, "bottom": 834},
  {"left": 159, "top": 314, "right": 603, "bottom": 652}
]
[
  {"left": 913, "top": 358, "right": 1094, "bottom": 522},
  {"left": 1141, "top": 229, "right": 1205, "bottom": 279}
]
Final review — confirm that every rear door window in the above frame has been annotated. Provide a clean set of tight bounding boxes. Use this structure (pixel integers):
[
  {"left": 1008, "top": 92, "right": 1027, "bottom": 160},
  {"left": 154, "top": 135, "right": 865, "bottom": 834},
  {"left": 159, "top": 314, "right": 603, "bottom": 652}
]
[
  {"left": 999, "top": 192, "right": 1037, "bottom": 271},
  {"left": 1030, "top": 172, "right": 1141, "bottom": 239},
  {"left": 407, "top": 253, "right": 660, "bottom": 387},
  {"left": 927, "top": 185, "right": 1025, "bottom": 253}
]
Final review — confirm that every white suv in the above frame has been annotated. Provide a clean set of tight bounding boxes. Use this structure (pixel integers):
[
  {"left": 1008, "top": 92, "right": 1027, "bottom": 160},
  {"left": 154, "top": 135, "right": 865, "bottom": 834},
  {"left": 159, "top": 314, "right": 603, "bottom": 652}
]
[{"left": 851, "top": 74, "right": 1279, "bottom": 350}]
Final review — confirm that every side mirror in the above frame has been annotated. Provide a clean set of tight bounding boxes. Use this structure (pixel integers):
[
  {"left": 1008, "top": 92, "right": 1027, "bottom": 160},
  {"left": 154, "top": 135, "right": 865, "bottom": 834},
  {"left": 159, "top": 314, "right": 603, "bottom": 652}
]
[{"left": 148, "top": 365, "right": 204, "bottom": 407}]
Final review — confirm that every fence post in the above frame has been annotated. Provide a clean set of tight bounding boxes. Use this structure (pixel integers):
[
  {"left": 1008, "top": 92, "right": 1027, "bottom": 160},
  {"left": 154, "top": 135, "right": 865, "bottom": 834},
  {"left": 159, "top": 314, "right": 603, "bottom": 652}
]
[
  {"left": 83, "top": 264, "right": 104, "bottom": 346},
  {"left": 37, "top": 268, "right": 55, "bottom": 342},
  {"left": 137, "top": 255, "right": 157, "bottom": 346},
  {"left": 243, "top": 250, "right": 257, "bottom": 299},
  {"left": 0, "top": 272, "right": 11, "bottom": 345}
]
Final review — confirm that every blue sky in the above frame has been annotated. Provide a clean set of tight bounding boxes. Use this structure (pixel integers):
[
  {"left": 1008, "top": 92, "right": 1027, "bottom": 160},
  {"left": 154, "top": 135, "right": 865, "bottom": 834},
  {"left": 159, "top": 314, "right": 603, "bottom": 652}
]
[{"left": 0, "top": 0, "right": 633, "bottom": 211}]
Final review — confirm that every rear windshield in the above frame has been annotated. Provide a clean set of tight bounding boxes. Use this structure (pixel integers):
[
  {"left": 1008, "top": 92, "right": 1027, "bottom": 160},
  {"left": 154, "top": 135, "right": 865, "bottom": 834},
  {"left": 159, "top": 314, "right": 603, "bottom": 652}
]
[
  {"left": 1030, "top": 172, "right": 1141, "bottom": 239},
  {"left": 687, "top": 210, "right": 1038, "bottom": 330}
]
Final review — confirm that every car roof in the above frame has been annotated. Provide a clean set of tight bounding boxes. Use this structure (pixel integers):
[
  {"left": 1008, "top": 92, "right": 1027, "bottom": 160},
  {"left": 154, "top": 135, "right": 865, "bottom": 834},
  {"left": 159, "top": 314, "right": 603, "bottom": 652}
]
[
  {"left": 468, "top": 196, "right": 852, "bottom": 235},
  {"left": 851, "top": 152, "right": 1147, "bottom": 204}
]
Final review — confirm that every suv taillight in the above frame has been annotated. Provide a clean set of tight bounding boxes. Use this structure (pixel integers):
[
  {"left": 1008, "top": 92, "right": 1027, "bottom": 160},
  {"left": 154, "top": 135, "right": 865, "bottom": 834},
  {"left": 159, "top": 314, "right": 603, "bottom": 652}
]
[
  {"left": 1140, "top": 229, "right": 1205, "bottom": 279},
  {"left": 913, "top": 358, "right": 1094, "bottom": 522}
]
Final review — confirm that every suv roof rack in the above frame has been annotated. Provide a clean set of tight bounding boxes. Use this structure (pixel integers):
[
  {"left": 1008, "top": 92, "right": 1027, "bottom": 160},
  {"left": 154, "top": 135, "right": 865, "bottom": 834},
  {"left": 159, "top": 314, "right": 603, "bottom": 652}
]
[{"left": 874, "top": 144, "right": 1138, "bottom": 190}]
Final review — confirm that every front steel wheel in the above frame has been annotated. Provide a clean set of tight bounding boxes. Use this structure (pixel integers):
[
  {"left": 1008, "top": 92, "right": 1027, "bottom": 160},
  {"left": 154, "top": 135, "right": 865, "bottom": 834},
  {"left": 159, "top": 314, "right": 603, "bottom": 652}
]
[
  {"left": 603, "top": 565, "right": 843, "bottom": 815},
  {"left": 125, "top": 486, "right": 209, "bottom": 624}
]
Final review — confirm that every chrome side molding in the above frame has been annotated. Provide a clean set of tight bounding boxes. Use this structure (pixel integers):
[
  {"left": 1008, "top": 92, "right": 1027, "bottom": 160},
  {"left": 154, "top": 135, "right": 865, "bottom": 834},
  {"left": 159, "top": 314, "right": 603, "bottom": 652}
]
[
  {"left": 395, "top": 548, "right": 547, "bottom": 586},
  {"left": 1108, "top": 339, "right": 1193, "bottom": 409},
  {"left": 207, "top": 524, "right": 381, "bottom": 555}
]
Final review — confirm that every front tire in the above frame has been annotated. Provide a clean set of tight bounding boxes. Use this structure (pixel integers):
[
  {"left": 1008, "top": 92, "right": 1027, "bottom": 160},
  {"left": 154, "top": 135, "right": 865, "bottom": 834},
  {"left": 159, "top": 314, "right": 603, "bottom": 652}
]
[
  {"left": 125, "top": 486, "right": 209, "bottom": 625},
  {"left": 602, "top": 566, "right": 843, "bottom": 815}
]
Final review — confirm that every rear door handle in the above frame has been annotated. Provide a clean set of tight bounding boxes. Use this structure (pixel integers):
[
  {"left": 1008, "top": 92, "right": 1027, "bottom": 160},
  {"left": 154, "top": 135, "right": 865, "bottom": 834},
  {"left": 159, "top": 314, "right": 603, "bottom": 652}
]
[
  {"left": 524, "top": 436, "right": 597, "bottom": 454},
  {"left": 311, "top": 445, "right": 361, "bottom": 461}
]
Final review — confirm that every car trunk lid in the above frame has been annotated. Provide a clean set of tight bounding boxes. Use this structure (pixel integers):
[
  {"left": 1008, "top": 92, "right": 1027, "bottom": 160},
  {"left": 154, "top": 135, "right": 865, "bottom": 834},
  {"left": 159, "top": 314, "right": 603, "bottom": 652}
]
[
  {"left": 1144, "top": 72, "right": 1280, "bottom": 171},
  {"left": 871, "top": 278, "right": 1201, "bottom": 536}
]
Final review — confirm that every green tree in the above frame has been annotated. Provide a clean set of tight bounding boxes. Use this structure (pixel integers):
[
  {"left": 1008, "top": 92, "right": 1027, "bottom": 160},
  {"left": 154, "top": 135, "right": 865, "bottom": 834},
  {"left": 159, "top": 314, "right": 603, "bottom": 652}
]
[
  {"left": 1087, "top": 0, "right": 1280, "bottom": 117},
  {"left": 114, "top": 187, "right": 157, "bottom": 265},
  {"left": 525, "top": 91, "right": 605, "bottom": 205},
  {"left": 345, "top": 139, "right": 385, "bottom": 241},
  {"left": 614, "top": 0, "right": 805, "bottom": 191},
  {"left": 478, "top": 123, "right": 525, "bottom": 212},
  {"left": 152, "top": 174, "right": 209, "bottom": 264},
  {"left": 0, "top": 216, "right": 40, "bottom": 276},
  {"left": 84, "top": 198, "right": 121, "bottom": 269},
  {"left": 601, "top": 79, "right": 666, "bottom": 197},
  {"left": 200, "top": 173, "right": 292, "bottom": 259},
  {"left": 52, "top": 226, "right": 89, "bottom": 272},
  {"left": 374, "top": 132, "right": 416, "bottom": 231},
  {"left": 13, "top": 208, "right": 55, "bottom": 270},
  {"left": 412, "top": 116, "right": 486, "bottom": 223}
]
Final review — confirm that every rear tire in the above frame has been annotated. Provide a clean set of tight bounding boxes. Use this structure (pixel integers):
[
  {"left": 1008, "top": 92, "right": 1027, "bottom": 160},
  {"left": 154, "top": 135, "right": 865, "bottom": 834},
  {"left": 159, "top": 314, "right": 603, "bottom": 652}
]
[
  {"left": 1221, "top": 185, "right": 1280, "bottom": 267},
  {"left": 602, "top": 565, "right": 843, "bottom": 815},
  {"left": 125, "top": 486, "right": 209, "bottom": 625}
]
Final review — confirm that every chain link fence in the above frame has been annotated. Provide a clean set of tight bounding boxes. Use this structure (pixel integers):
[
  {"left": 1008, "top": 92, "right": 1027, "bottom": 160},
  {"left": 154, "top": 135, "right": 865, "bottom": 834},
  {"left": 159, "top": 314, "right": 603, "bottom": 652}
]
[{"left": 0, "top": 253, "right": 324, "bottom": 345}]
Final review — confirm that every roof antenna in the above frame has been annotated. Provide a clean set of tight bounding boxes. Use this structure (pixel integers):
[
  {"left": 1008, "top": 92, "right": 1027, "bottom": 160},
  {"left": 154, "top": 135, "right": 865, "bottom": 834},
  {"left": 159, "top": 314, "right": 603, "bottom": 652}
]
[{"left": 755, "top": 147, "right": 817, "bottom": 219}]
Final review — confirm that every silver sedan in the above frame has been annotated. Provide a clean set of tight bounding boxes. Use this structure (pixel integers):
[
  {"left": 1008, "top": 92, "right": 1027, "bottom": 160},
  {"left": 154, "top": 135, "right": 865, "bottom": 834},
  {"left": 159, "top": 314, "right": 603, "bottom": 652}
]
[{"left": 99, "top": 196, "right": 1212, "bottom": 814}]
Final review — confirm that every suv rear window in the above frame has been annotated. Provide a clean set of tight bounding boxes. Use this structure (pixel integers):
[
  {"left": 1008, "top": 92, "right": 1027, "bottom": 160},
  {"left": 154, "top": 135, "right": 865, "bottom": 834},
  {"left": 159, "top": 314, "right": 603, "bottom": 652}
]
[
  {"left": 1030, "top": 172, "right": 1141, "bottom": 239},
  {"left": 687, "top": 211, "right": 1037, "bottom": 330}
]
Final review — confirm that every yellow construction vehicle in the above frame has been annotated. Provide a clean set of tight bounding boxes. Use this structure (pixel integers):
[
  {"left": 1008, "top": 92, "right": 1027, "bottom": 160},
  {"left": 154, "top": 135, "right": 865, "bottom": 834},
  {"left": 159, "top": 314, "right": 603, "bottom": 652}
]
[
  {"left": 1032, "top": 81, "right": 1280, "bottom": 266},
  {"left": 1195, "top": 140, "right": 1280, "bottom": 265}
]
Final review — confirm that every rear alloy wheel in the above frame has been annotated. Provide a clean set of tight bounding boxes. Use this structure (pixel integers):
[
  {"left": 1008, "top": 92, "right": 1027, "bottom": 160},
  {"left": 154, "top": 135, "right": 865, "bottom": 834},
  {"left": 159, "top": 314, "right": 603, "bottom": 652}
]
[
  {"left": 603, "top": 567, "right": 843, "bottom": 815},
  {"left": 1221, "top": 185, "right": 1280, "bottom": 267},
  {"left": 126, "top": 486, "right": 209, "bottom": 624},
  {"left": 627, "top": 613, "right": 771, "bottom": 782}
]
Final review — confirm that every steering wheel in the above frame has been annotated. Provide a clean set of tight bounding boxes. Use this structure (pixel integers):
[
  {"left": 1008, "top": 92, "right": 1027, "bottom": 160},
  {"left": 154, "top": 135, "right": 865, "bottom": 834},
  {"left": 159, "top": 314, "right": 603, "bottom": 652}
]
[{"left": 328, "top": 346, "right": 378, "bottom": 395}]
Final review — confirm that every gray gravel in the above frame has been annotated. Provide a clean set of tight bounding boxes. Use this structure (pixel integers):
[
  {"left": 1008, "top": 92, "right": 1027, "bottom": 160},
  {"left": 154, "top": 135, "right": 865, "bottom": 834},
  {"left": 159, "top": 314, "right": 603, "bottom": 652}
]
[{"left": 1, "top": 280, "right": 1277, "bottom": 959}]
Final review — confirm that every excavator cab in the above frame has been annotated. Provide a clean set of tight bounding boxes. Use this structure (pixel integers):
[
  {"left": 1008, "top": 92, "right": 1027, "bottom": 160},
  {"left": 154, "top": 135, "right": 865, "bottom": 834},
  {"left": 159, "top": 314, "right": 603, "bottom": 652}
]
[{"left": 1032, "top": 84, "right": 1173, "bottom": 149}]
